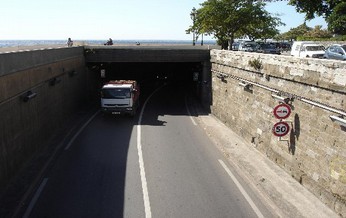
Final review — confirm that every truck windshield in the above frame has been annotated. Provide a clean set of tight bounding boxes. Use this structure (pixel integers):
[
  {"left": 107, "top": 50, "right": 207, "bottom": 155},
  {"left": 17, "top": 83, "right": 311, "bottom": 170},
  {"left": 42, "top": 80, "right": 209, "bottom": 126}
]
[
  {"left": 306, "top": 46, "right": 325, "bottom": 51},
  {"left": 101, "top": 88, "right": 131, "bottom": 99}
]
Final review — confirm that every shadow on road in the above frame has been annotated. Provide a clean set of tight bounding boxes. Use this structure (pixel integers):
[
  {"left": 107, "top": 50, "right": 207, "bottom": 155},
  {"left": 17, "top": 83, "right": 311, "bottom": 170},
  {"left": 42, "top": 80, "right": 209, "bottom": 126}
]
[{"left": 3, "top": 82, "right": 209, "bottom": 218}]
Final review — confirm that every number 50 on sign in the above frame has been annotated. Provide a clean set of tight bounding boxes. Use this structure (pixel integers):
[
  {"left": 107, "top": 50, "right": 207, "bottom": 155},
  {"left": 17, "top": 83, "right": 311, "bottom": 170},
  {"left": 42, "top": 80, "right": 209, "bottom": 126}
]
[{"left": 272, "top": 121, "right": 290, "bottom": 137}]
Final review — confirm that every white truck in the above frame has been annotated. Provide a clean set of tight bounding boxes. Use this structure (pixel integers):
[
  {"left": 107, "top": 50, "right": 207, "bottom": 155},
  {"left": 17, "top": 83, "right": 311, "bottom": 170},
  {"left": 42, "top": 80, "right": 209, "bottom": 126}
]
[
  {"left": 100, "top": 80, "right": 140, "bottom": 116},
  {"left": 290, "top": 41, "right": 325, "bottom": 58}
]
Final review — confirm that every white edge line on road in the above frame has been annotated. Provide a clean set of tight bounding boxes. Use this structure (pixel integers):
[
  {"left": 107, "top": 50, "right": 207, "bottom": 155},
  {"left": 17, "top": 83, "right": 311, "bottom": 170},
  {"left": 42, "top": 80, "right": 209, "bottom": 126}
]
[
  {"left": 185, "top": 95, "right": 197, "bottom": 126},
  {"left": 64, "top": 111, "right": 100, "bottom": 150},
  {"left": 218, "top": 159, "right": 264, "bottom": 218},
  {"left": 23, "top": 178, "right": 49, "bottom": 218},
  {"left": 137, "top": 86, "right": 164, "bottom": 218}
]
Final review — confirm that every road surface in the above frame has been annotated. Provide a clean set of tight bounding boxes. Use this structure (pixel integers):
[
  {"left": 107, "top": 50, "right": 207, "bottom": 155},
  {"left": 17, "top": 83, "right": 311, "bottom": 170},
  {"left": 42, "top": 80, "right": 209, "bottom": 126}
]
[{"left": 24, "top": 84, "right": 275, "bottom": 218}]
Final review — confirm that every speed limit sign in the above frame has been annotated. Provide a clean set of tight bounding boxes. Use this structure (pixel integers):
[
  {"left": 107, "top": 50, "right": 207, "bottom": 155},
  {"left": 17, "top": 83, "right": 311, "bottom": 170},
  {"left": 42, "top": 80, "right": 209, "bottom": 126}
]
[{"left": 272, "top": 121, "right": 290, "bottom": 137}]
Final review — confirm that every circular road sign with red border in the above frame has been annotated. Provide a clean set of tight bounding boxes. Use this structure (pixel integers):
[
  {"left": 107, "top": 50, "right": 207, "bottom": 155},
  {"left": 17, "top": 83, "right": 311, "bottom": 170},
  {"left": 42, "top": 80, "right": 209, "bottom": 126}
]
[
  {"left": 273, "top": 104, "right": 291, "bottom": 119},
  {"left": 272, "top": 121, "right": 290, "bottom": 137}
]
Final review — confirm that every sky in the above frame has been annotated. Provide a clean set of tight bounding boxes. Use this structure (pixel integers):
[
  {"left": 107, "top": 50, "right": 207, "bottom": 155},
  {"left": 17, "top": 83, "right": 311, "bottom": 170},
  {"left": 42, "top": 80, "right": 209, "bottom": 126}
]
[{"left": 0, "top": 0, "right": 327, "bottom": 40}]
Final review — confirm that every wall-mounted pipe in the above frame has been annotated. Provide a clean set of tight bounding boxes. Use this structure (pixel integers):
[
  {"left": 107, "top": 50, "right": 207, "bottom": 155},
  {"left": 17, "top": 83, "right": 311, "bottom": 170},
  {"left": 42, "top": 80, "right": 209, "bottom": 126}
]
[
  {"left": 330, "top": 115, "right": 346, "bottom": 127},
  {"left": 212, "top": 69, "right": 346, "bottom": 117}
]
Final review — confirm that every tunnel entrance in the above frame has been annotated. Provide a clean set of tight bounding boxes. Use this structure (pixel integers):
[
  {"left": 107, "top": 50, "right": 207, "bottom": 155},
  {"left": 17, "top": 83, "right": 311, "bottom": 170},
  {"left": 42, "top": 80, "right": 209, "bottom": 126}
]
[
  {"left": 87, "top": 62, "right": 208, "bottom": 105},
  {"left": 84, "top": 46, "right": 212, "bottom": 108}
]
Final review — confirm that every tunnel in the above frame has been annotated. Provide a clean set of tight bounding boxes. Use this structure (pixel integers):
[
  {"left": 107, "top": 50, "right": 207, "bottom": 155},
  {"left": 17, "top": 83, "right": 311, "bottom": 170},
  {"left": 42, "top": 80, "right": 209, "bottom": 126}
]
[
  {"left": 86, "top": 61, "right": 210, "bottom": 106},
  {"left": 84, "top": 46, "right": 212, "bottom": 105}
]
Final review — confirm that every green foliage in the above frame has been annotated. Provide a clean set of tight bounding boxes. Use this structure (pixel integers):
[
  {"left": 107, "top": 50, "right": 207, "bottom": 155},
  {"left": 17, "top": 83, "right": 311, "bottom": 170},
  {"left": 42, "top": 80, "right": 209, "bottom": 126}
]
[
  {"left": 303, "top": 25, "right": 332, "bottom": 38},
  {"left": 296, "top": 35, "right": 346, "bottom": 41},
  {"left": 186, "top": 0, "right": 282, "bottom": 49},
  {"left": 284, "top": 23, "right": 312, "bottom": 41},
  {"left": 289, "top": 0, "right": 346, "bottom": 35},
  {"left": 296, "top": 36, "right": 327, "bottom": 41},
  {"left": 248, "top": 58, "right": 263, "bottom": 71},
  {"left": 245, "top": 6, "right": 283, "bottom": 41},
  {"left": 278, "top": 23, "right": 336, "bottom": 41},
  {"left": 326, "top": 2, "right": 346, "bottom": 35},
  {"left": 332, "top": 35, "right": 346, "bottom": 41}
]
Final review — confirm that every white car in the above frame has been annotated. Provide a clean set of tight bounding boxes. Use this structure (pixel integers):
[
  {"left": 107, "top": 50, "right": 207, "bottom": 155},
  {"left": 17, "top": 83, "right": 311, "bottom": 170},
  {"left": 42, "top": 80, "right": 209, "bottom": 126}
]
[{"left": 238, "top": 41, "right": 258, "bottom": 52}]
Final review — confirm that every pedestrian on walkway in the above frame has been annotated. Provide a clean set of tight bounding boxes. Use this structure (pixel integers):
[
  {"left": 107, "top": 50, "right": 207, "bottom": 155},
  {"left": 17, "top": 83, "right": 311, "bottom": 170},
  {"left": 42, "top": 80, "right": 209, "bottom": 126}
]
[
  {"left": 104, "top": 38, "right": 113, "bottom": 45},
  {"left": 67, "top": 38, "right": 73, "bottom": 47}
]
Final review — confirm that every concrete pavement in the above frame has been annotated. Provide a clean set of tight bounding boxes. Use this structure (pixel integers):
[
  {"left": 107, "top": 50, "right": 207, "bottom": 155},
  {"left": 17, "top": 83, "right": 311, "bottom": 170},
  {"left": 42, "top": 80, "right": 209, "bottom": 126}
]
[{"left": 194, "top": 110, "right": 340, "bottom": 217}]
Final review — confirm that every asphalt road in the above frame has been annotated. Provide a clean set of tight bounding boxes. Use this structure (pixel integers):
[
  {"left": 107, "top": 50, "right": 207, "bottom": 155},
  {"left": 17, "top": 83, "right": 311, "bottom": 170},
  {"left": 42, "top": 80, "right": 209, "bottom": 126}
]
[{"left": 25, "top": 84, "right": 275, "bottom": 218}]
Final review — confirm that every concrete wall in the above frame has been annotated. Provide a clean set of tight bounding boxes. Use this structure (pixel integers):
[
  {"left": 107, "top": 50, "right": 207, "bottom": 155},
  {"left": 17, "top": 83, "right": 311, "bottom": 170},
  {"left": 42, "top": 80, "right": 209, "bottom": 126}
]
[
  {"left": 0, "top": 47, "right": 87, "bottom": 190},
  {"left": 210, "top": 50, "right": 346, "bottom": 216}
]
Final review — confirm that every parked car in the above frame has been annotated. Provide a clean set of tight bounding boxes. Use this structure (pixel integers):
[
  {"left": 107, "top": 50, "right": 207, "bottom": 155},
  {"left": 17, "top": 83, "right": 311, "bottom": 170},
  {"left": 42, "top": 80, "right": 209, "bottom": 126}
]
[
  {"left": 323, "top": 44, "right": 346, "bottom": 60},
  {"left": 257, "top": 43, "right": 281, "bottom": 55},
  {"left": 276, "top": 42, "right": 291, "bottom": 52},
  {"left": 290, "top": 41, "right": 325, "bottom": 58},
  {"left": 238, "top": 41, "right": 258, "bottom": 52},
  {"left": 231, "top": 42, "right": 240, "bottom": 51}
]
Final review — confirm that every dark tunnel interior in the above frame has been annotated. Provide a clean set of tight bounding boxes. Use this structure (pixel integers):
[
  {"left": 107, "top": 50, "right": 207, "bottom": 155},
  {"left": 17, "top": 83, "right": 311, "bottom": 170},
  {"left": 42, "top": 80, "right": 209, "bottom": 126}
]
[
  {"left": 87, "top": 62, "right": 205, "bottom": 102},
  {"left": 90, "top": 62, "right": 201, "bottom": 82}
]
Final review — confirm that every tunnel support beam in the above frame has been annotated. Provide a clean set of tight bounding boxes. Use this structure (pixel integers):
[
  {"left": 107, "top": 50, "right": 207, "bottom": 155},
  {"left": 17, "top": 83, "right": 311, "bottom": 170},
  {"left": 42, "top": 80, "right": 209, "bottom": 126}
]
[{"left": 200, "top": 61, "right": 212, "bottom": 109}]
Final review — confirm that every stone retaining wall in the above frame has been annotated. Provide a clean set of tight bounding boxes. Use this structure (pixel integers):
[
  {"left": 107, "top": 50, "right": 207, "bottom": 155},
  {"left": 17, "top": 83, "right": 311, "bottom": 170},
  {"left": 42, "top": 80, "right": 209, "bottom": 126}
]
[{"left": 210, "top": 50, "right": 346, "bottom": 216}]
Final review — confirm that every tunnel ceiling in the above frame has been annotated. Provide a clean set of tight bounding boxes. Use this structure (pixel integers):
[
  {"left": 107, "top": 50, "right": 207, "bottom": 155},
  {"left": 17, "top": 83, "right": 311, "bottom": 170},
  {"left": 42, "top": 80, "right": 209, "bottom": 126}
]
[{"left": 89, "top": 62, "right": 202, "bottom": 84}]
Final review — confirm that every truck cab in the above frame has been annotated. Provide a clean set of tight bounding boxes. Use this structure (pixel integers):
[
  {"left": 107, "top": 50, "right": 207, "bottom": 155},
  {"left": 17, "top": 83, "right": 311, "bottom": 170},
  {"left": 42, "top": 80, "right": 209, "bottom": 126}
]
[{"left": 100, "top": 80, "right": 140, "bottom": 116}]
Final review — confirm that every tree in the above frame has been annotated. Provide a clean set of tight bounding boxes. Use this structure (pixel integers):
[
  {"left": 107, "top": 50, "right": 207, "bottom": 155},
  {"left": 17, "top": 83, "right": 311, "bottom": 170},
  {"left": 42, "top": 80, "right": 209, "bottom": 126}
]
[
  {"left": 186, "top": 0, "right": 282, "bottom": 49},
  {"left": 278, "top": 22, "right": 333, "bottom": 41},
  {"left": 289, "top": 0, "right": 346, "bottom": 35},
  {"left": 303, "top": 25, "right": 332, "bottom": 39},
  {"left": 244, "top": 7, "right": 283, "bottom": 41},
  {"left": 326, "top": 2, "right": 346, "bottom": 35},
  {"left": 281, "top": 23, "right": 312, "bottom": 41},
  {"left": 187, "top": 0, "right": 249, "bottom": 49}
]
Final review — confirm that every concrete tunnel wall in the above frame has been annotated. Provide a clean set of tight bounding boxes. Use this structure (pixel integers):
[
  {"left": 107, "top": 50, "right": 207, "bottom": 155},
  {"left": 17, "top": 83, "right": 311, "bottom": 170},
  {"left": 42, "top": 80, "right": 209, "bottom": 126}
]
[{"left": 0, "top": 47, "right": 89, "bottom": 190}]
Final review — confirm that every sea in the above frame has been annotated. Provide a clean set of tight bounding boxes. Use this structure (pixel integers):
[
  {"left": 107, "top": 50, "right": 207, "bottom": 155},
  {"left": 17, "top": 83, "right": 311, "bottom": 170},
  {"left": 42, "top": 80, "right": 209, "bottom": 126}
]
[{"left": 0, "top": 39, "right": 217, "bottom": 48}]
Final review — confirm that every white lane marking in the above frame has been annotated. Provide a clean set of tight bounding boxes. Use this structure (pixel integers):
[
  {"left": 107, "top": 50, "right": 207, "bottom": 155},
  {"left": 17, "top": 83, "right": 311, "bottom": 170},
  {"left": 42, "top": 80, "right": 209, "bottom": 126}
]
[
  {"left": 23, "top": 178, "right": 49, "bottom": 218},
  {"left": 64, "top": 111, "right": 100, "bottom": 150},
  {"left": 136, "top": 124, "right": 152, "bottom": 218},
  {"left": 137, "top": 87, "right": 165, "bottom": 218},
  {"left": 218, "top": 159, "right": 264, "bottom": 218},
  {"left": 185, "top": 95, "right": 197, "bottom": 126}
]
